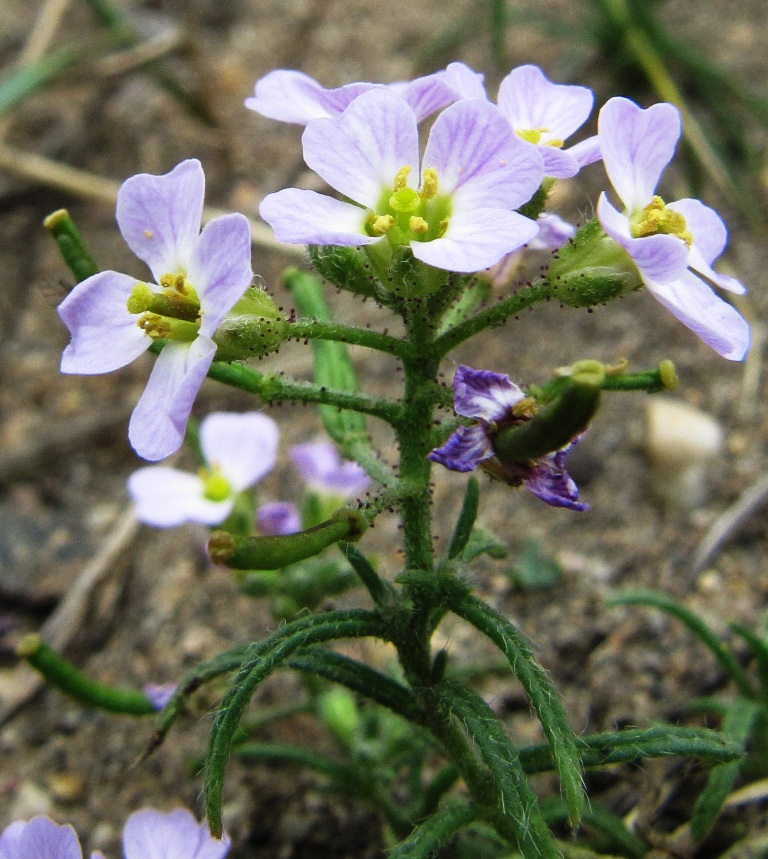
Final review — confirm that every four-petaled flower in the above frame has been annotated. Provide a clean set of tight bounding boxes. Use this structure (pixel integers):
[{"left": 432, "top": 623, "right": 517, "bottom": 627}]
[
  {"left": 127, "top": 412, "right": 279, "bottom": 527},
  {"left": 0, "top": 809, "right": 228, "bottom": 859},
  {"left": 429, "top": 365, "right": 587, "bottom": 511},
  {"left": 58, "top": 159, "right": 253, "bottom": 461},
  {"left": 596, "top": 97, "right": 750, "bottom": 360},
  {"left": 259, "top": 89, "right": 544, "bottom": 273}
]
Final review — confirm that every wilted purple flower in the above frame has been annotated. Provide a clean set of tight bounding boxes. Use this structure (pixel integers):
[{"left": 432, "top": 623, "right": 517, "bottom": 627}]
[
  {"left": 127, "top": 412, "right": 279, "bottom": 527},
  {"left": 429, "top": 365, "right": 587, "bottom": 511},
  {"left": 58, "top": 159, "right": 253, "bottom": 460},
  {"left": 122, "top": 808, "right": 229, "bottom": 859},
  {"left": 291, "top": 442, "right": 370, "bottom": 499},
  {"left": 444, "top": 64, "right": 599, "bottom": 177},
  {"left": 257, "top": 501, "right": 302, "bottom": 535},
  {"left": 596, "top": 97, "right": 749, "bottom": 360},
  {"left": 259, "top": 90, "right": 544, "bottom": 273},
  {"left": 245, "top": 64, "right": 481, "bottom": 126}
]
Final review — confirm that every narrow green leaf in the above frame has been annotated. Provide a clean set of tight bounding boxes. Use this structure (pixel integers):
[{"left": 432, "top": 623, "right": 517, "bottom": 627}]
[
  {"left": 204, "top": 610, "right": 386, "bottom": 837},
  {"left": 338, "top": 541, "right": 395, "bottom": 606},
  {"left": 438, "top": 679, "right": 558, "bottom": 859},
  {"left": 541, "top": 797, "right": 648, "bottom": 859},
  {"left": 691, "top": 698, "right": 758, "bottom": 842},
  {"left": 729, "top": 622, "right": 768, "bottom": 693},
  {"left": 448, "top": 593, "right": 585, "bottom": 829},
  {"left": 448, "top": 477, "right": 480, "bottom": 559},
  {"left": 460, "top": 527, "right": 508, "bottom": 563},
  {"left": 0, "top": 47, "right": 81, "bottom": 117},
  {"left": 388, "top": 802, "right": 479, "bottom": 859},
  {"left": 607, "top": 590, "right": 756, "bottom": 699},
  {"left": 235, "top": 741, "right": 357, "bottom": 784}
]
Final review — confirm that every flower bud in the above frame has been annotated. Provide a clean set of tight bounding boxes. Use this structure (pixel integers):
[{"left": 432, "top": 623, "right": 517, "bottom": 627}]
[
  {"left": 308, "top": 245, "right": 380, "bottom": 298},
  {"left": 548, "top": 218, "right": 643, "bottom": 307},
  {"left": 212, "top": 286, "right": 286, "bottom": 360}
]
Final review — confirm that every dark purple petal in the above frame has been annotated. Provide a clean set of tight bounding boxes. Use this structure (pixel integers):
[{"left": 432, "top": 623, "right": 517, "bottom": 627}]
[
  {"left": 122, "top": 808, "right": 229, "bottom": 859},
  {"left": 259, "top": 189, "right": 378, "bottom": 246},
  {"left": 245, "top": 70, "right": 378, "bottom": 124},
  {"left": 423, "top": 99, "right": 544, "bottom": 211},
  {"left": 645, "top": 270, "right": 750, "bottom": 361},
  {"left": 128, "top": 337, "right": 216, "bottom": 461},
  {"left": 429, "top": 424, "right": 494, "bottom": 472},
  {"left": 189, "top": 214, "right": 253, "bottom": 336},
  {"left": 58, "top": 271, "right": 149, "bottom": 374},
  {"left": 116, "top": 159, "right": 205, "bottom": 282},
  {"left": 257, "top": 501, "right": 302, "bottom": 535},
  {"left": 412, "top": 207, "right": 539, "bottom": 272},
  {"left": 302, "top": 89, "right": 419, "bottom": 208},
  {"left": 598, "top": 97, "right": 680, "bottom": 212},
  {"left": 524, "top": 449, "right": 588, "bottom": 511},
  {"left": 452, "top": 365, "right": 525, "bottom": 421}
]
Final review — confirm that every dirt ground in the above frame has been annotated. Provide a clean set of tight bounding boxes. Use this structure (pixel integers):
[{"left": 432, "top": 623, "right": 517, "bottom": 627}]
[{"left": 2, "top": 0, "right": 768, "bottom": 857}]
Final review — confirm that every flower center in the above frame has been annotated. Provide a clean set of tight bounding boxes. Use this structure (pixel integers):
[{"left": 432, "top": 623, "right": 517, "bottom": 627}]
[
  {"left": 630, "top": 196, "right": 692, "bottom": 246},
  {"left": 200, "top": 466, "right": 232, "bottom": 502},
  {"left": 127, "top": 274, "right": 202, "bottom": 341},
  {"left": 365, "top": 165, "right": 452, "bottom": 246},
  {"left": 517, "top": 128, "right": 563, "bottom": 148}
]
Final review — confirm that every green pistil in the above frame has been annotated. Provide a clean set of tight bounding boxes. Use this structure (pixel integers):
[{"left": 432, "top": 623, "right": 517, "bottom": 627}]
[
  {"left": 128, "top": 273, "right": 202, "bottom": 343},
  {"left": 389, "top": 187, "right": 421, "bottom": 214},
  {"left": 631, "top": 196, "right": 692, "bottom": 246},
  {"left": 201, "top": 467, "right": 231, "bottom": 502}
]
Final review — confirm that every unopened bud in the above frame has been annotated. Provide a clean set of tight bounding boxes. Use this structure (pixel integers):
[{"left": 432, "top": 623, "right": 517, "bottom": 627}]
[{"left": 213, "top": 286, "right": 286, "bottom": 360}]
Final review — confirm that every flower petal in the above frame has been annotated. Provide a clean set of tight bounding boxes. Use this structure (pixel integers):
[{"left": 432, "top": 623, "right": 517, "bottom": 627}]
[
  {"left": 143, "top": 682, "right": 177, "bottom": 710},
  {"left": 291, "top": 442, "right": 370, "bottom": 497},
  {"left": 301, "top": 89, "right": 420, "bottom": 208},
  {"left": 257, "top": 501, "right": 302, "bottom": 536},
  {"left": 597, "top": 193, "right": 689, "bottom": 282},
  {"left": 199, "top": 412, "right": 280, "bottom": 490},
  {"left": 128, "top": 337, "right": 216, "bottom": 461},
  {"left": 440, "top": 61, "right": 487, "bottom": 100},
  {"left": 645, "top": 270, "right": 750, "bottom": 361},
  {"left": 116, "top": 159, "right": 205, "bottom": 281},
  {"left": 122, "top": 808, "right": 229, "bottom": 859},
  {"left": 497, "top": 65, "right": 594, "bottom": 142},
  {"left": 390, "top": 66, "right": 472, "bottom": 120},
  {"left": 598, "top": 97, "right": 680, "bottom": 212},
  {"left": 17, "top": 818, "right": 84, "bottom": 859},
  {"left": 524, "top": 448, "right": 588, "bottom": 511},
  {"left": 668, "top": 199, "right": 746, "bottom": 294},
  {"left": 531, "top": 212, "right": 575, "bottom": 250},
  {"left": 452, "top": 365, "right": 525, "bottom": 421},
  {"left": 537, "top": 146, "right": 581, "bottom": 179},
  {"left": 259, "top": 189, "right": 378, "bottom": 246},
  {"left": 245, "top": 70, "right": 377, "bottom": 124},
  {"left": 412, "top": 207, "right": 538, "bottom": 273},
  {"left": 429, "top": 424, "right": 494, "bottom": 472},
  {"left": 59, "top": 271, "right": 149, "bottom": 374},
  {"left": 127, "top": 466, "right": 233, "bottom": 526},
  {"left": 422, "top": 98, "right": 544, "bottom": 210},
  {"left": 187, "top": 213, "right": 253, "bottom": 335},
  {"left": 0, "top": 820, "right": 25, "bottom": 857},
  {"left": 567, "top": 135, "right": 601, "bottom": 168}
]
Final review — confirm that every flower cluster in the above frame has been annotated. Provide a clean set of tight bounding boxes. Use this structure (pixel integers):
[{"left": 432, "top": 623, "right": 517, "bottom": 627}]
[{"left": 0, "top": 808, "right": 228, "bottom": 859}]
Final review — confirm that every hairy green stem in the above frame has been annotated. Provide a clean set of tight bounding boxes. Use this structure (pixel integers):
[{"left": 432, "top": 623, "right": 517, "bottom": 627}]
[{"left": 283, "top": 318, "right": 413, "bottom": 360}]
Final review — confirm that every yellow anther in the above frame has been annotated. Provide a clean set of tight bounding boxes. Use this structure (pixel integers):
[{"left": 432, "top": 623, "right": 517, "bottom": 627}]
[
  {"left": 126, "top": 282, "right": 155, "bottom": 315},
  {"left": 659, "top": 359, "right": 679, "bottom": 390},
  {"left": 138, "top": 312, "right": 171, "bottom": 340},
  {"left": 511, "top": 397, "right": 536, "bottom": 419},
  {"left": 370, "top": 214, "right": 395, "bottom": 235},
  {"left": 144, "top": 229, "right": 153, "bottom": 238},
  {"left": 420, "top": 167, "right": 438, "bottom": 199},
  {"left": 393, "top": 166, "right": 412, "bottom": 192},
  {"left": 632, "top": 196, "right": 692, "bottom": 246},
  {"left": 409, "top": 216, "right": 428, "bottom": 234},
  {"left": 437, "top": 217, "right": 449, "bottom": 238},
  {"left": 546, "top": 138, "right": 564, "bottom": 149},
  {"left": 159, "top": 273, "right": 174, "bottom": 288},
  {"left": 518, "top": 128, "right": 543, "bottom": 144}
]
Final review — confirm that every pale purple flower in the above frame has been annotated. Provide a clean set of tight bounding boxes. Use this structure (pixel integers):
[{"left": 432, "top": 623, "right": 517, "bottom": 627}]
[
  {"left": 58, "top": 159, "right": 253, "bottom": 460},
  {"left": 596, "top": 97, "right": 749, "bottom": 360},
  {"left": 1, "top": 809, "right": 228, "bottom": 859},
  {"left": 444, "top": 64, "right": 599, "bottom": 178},
  {"left": 122, "top": 808, "right": 229, "bottom": 859},
  {"left": 429, "top": 365, "right": 587, "bottom": 511},
  {"left": 245, "top": 64, "right": 481, "bottom": 126},
  {"left": 127, "top": 412, "right": 279, "bottom": 527},
  {"left": 143, "top": 682, "right": 177, "bottom": 710},
  {"left": 291, "top": 442, "right": 370, "bottom": 499},
  {"left": 259, "top": 90, "right": 544, "bottom": 273},
  {"left": 257, "top": 501, "right": 302, "bottom": 535}
]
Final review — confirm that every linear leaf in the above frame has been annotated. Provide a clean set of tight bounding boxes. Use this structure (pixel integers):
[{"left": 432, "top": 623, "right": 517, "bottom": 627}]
[{"left": 448, "top": 477, "right": 480, "bottom": 559}]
